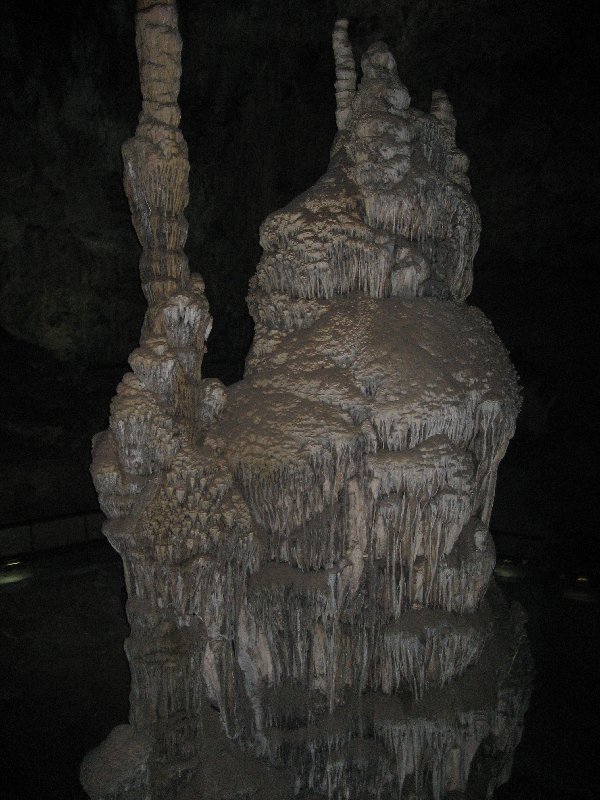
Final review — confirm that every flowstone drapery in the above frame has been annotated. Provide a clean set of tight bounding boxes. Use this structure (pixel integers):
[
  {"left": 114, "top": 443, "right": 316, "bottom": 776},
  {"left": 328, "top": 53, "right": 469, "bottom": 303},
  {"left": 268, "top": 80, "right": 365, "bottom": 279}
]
[{"left": 81, "top": 6, "right": 531, "bottom": 799}]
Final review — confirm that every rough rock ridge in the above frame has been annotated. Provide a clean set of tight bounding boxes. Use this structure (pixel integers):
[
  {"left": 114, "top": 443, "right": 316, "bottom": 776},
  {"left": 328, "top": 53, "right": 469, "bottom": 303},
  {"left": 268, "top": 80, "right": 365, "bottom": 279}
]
[{"left": 81, "top": 4, "right": 531, "bottom": 799}]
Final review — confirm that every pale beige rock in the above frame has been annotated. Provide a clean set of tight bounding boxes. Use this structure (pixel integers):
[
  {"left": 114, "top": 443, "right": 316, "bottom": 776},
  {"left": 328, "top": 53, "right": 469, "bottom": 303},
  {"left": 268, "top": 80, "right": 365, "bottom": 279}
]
[
  {"left": 82, "top": 9, "right": 531, "bottom": 800},
  {"left": 333, "top": 19, "right": 357, "bottom": 131}
]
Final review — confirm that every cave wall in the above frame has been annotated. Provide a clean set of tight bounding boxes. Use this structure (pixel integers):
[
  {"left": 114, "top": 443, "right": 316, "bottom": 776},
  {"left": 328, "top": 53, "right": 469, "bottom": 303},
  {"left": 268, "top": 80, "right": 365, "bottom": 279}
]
[{"left": 0, "top": 0, "right": 142, "bottom": 363}]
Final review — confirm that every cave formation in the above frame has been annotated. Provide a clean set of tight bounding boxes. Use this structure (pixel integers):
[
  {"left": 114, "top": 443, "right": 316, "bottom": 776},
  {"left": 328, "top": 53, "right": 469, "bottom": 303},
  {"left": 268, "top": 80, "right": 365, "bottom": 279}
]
[{"left": 81, "top": 3, "right": 532, "bottom": 798}]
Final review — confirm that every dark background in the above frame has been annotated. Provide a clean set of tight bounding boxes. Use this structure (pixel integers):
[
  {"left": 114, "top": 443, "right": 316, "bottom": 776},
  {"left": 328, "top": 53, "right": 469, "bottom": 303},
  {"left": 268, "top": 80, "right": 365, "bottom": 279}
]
[{"left": 0, "top": 3, "right": 598, "bottom": 798}]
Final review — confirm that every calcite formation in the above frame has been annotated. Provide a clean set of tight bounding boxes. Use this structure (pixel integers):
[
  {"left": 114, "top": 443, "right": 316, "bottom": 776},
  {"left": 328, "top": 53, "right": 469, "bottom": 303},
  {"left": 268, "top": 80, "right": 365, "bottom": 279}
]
[{"left": 81, "top": 5, "right": 531, "bottom": 799}]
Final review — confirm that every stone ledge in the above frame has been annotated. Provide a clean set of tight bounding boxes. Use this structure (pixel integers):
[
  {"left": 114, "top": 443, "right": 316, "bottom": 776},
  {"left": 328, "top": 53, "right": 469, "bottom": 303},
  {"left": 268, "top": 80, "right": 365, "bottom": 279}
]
[{"left": 0, "top": 511, "right": 104, "bottom": 557}]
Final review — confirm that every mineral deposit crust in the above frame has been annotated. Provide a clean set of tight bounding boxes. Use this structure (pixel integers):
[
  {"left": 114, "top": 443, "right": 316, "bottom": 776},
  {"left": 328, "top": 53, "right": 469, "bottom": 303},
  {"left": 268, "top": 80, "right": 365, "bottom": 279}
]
[{"left": 81, "top": 4, "right": 531, "bottom": 799}]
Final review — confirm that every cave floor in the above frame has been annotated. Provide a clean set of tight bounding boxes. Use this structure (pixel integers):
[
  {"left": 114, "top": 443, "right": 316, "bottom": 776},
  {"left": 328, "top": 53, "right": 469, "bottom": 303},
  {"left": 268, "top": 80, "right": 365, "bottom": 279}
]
[{"left": 0, "top": 540, "right": 598, "bottom": 800}]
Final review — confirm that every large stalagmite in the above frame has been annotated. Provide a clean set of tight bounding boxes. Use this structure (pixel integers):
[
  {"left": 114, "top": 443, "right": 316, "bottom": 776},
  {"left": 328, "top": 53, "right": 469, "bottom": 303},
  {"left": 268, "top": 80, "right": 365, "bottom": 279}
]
[{"left": 81, "top": 4, "right": 532, "bottom": 799}]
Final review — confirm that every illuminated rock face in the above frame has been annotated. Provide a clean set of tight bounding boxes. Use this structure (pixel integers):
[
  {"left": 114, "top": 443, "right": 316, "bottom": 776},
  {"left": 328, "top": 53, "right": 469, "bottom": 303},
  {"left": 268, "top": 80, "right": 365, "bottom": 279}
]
[{"left": 81, "top": 5, "right": 531, "bottom": 799}]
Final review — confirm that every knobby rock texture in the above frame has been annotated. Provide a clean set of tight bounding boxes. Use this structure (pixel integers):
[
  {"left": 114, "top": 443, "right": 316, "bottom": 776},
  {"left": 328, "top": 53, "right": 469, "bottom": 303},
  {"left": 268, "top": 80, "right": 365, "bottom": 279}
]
[
  {"left": 1, "top": 0, "right": 597, "bottom": 559},
  {"left": 81, "top": 4, "right": 531, "bottom": 799}
]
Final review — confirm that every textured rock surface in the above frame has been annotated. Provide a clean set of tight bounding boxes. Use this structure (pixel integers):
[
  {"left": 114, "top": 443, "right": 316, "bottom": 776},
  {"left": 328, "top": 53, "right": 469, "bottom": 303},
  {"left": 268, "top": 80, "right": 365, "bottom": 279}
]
[{"left": 82, "top": 5, "right": 531, "bottom": 799}]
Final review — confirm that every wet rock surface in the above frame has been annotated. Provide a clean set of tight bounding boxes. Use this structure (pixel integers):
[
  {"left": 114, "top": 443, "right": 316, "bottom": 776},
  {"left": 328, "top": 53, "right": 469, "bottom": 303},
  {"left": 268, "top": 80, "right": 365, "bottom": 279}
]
[
  {"left": 0, "top": 547, "right": 597, "bottom": 799},
  {"left": 0, "top": 545, "right": 130, "bottom": 800}
]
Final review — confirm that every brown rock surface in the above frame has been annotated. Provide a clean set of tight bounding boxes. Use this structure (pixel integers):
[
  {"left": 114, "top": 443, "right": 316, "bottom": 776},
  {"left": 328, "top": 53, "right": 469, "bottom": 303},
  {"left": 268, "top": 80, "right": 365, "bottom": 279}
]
[{"left": 82, "top": 7, "right": 531, "bottom": 799}]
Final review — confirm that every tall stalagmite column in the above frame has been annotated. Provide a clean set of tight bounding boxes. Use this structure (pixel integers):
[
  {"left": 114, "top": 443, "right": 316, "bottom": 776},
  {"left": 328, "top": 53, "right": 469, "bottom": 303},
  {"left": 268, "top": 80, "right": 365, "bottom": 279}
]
[
  {"left": 82, "top": 9, "right": 531, "bottom": 800},
  {"left": 81, "top": 2, "right": 220, "bottom": 798}
]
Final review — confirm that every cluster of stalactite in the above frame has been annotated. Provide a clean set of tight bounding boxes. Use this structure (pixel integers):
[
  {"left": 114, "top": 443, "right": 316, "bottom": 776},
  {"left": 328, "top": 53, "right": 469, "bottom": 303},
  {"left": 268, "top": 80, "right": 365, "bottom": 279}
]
[{"left": 81, "top": 5, "right": 531, "bottom": 799}]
